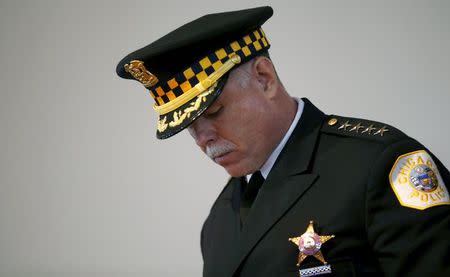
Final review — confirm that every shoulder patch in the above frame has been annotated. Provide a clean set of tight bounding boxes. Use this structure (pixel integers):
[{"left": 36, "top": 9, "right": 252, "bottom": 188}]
[
  {"left": 321, "top": 116, "right": 406, "bottom": 144},
  {"left": 389, "top": 150, "right": 450, "bottom": 210}
]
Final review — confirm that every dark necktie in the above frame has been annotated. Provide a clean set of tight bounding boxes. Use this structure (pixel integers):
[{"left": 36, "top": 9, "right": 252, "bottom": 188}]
[{"left": 240, "top": 171, "right": 264, "bottom": 225}]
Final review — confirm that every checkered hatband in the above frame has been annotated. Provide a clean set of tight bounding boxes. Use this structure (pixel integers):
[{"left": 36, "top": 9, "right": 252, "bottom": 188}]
[{"left": 150, "top": 28, "right": 270, "bottom": 112}]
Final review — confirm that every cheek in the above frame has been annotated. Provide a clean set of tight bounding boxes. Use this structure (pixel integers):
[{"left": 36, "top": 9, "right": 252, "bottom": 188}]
[
  {"left": 216, "top": 86, "right": 269, "bottom": 149},
  {"left": 220, "top": 106, "right": 266, "bottom": 153},
  {"left": 236, "top": 103, "right": 267, "bottom": 138}
]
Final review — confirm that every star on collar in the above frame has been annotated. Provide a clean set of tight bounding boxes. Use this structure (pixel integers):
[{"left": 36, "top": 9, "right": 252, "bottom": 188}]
[
  {"left": 374, "top": 126, "right": 389, "bottom": 136},
  {"left": 361, "top": 124, "right": 377, "bottom": 135},
  {"left": 337, "top": 121, "right": 352, "bottom": 131},
  {"left": 349, "top": 122, "right": 365, "bottom": 133},
  {"left": 289, "top": 221, "right": 335, "bottom": 266}
]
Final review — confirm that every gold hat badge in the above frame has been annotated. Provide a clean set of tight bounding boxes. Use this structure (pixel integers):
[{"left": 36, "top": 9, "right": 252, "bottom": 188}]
[
  {"left": 289, "top": 221, "right": 335, "bottom": 266},
  {"left": 124, "top": 60, "right": 158, "bottom": 87}
]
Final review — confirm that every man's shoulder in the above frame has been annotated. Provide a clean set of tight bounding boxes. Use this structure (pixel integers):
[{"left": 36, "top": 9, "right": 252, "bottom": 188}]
[
  {"left": 320, "top": 114, "right": 409, "bottom": 145},
  {"left": 206, "top": 177, "right": 239, "bottom": 212}
]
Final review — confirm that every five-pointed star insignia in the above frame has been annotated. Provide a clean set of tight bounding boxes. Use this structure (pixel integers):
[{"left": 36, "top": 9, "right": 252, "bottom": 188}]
[
  {"left": 338, "top": 121, "right": 352, "bottom": 131},
  {"left": 289, "top": 221, "right": 335, "bottom": 266}
]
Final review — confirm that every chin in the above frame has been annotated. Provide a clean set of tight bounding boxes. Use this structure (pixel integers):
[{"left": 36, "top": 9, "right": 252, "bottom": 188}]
[
  {"left": 223, "top": 164, "right": 253, "bottom": 178},
  {"left": 222, "top": 166, "right": 242, "bottom": 177},
  {"left": 224, "top": 168, "right": 242, "bottom": 177}
]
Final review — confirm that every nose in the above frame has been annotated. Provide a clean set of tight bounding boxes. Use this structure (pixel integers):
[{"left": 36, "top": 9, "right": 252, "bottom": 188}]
[{"left": 188, "top": 116, "right": 216, "bottom": 149}]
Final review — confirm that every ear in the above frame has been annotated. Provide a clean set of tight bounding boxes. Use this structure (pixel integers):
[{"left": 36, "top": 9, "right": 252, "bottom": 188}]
[{"left": 252, "top": 56, "right": 278, "bottom": 98}]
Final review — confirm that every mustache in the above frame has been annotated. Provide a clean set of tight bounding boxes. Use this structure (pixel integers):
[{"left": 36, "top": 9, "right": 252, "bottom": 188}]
[{"left": 206, "top": 142, "right": 236, "bottom": 159}]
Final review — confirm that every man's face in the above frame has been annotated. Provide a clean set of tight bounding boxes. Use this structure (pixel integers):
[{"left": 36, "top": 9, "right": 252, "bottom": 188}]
[{"left": 187, "top": 63, "right": 277, "bottom": 177}]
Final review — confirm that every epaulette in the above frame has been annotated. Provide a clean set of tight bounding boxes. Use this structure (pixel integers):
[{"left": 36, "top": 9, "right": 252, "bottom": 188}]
[{"left": 321, "top": 115, "right": 408, "bottom": 144}]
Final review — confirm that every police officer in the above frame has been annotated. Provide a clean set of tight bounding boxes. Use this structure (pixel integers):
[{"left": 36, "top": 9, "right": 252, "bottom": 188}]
[{"left": 116, "top": 6, "right": 450, "bottom": 277}]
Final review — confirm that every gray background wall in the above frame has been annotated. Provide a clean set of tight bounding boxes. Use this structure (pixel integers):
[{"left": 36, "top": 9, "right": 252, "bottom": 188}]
[{"left": 1, "top": 0, "right": 449, "bottom": 276}]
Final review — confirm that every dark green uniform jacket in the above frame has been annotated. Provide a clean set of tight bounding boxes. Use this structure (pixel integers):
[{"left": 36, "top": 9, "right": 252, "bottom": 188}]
[{"left": 201, "top": 99, "right": 450, "bottom": 277}]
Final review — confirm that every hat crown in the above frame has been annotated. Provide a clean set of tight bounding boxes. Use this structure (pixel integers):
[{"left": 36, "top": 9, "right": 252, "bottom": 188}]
[
  {"left": 116, "top": 6, "right": 273, "bottom": 80},
  {"left": 116, "top": 6, "right": 274, "bottom": 139}
]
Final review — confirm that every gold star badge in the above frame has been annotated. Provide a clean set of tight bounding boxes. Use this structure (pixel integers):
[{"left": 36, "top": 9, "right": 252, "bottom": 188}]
[{"left": 289, "top": 221, "right": 335, "bottom": 266}]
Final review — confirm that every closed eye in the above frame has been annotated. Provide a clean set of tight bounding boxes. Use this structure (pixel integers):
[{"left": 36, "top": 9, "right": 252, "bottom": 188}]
[{"left": 204, "top": 106, "right": 223, "bottom": 118}]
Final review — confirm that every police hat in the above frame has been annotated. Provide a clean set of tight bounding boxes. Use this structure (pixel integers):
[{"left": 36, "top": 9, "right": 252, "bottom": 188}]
[{"left": 116, "top": 6, "right": 273, "bottom": 139}]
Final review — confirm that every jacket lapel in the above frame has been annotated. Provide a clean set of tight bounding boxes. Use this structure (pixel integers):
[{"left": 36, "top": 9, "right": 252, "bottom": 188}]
[
  {"left": 203, "top": 177, "right": 242, "bottom": 277},
  {"left": 232, "top": 99, "right": 326, "bottom": 274}
]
